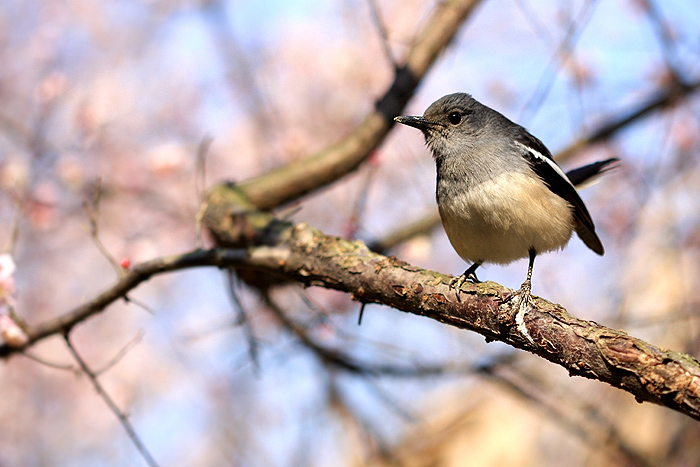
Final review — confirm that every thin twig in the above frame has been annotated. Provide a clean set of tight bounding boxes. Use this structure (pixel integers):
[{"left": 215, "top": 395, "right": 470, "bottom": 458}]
[
  {"left": 266, "top": 293, "right": 464, "bottom": 378},
  {"left": 367, "top": 210, "right": 441, "bottom": 254},
  {"left": 357, "top": 302, "right": 367, "bottom": 326},
  {"left": 293, "top": 287, "right": 332, "bottom": 325},
  {"left": 95, "top": 331, "right": 144, "bottom": 376},
  {"left": 368, "top": 0, "right": 397, "bottom": 68},
  {"left": 22, "top": 351, "right": 77, "bottom": 373},
  {"left": 4, "top": 194, "right": 24, "bottom": 255},
  {"left": 515, "top": 0, "right": 552, "bottom": 44},
  {"left": 64, "top": 334, "right": 159, "bottom": 467},
  {"left": 195, "top": 136, "right": 213, "bottom": 249},
  {"left": 520, "top": 0, "right": 598, "bottom": 123},
  {"left": 227, "top": 270, "right": 260, "bottom": 373},
  {"left": 640, "top": 0, "right": 684, "bottom": 80},
  {"left": 195, "top": 135, "right": 213, "bottom": 201},
  {"left": 555, "top": 76, "right": 700, "bottom": 164},
  {"left": 0, "top": 248, "right": 249, "bottom": 356},
  {"left": 123, "top": 295, "right": 156, "bottom": 315},
  {"left": 83, "top": 178, "right": 123, "bottom": 276}
]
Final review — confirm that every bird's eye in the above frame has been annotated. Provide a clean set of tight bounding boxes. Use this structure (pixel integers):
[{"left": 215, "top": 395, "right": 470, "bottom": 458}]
[{"left": 448, "top": 112, "right": 462, "bottom": 125}]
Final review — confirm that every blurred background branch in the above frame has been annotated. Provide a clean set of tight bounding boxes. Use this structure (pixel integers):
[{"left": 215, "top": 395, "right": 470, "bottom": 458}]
[{"left": 235, "top": 0, "right": 483, "bottom": 210}]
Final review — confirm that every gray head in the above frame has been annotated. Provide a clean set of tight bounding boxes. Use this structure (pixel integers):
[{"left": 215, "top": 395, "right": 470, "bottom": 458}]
[
  {"left": 394, "top": 93, "right": 517, "bottom": 162},
  {"left": 395, "top": 93, "right": 530, "bottom": 187}
]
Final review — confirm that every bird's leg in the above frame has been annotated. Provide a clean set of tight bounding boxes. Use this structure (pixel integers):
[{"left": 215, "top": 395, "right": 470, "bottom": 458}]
[
  {"left": 450, "top": 261, "right": 482, "bottom": 301},
  {"left": 450, "top": 261, "right": 482, "bottom": 288},
  {"left": 464, "top": 262, "right": 482, "bottom": 283},
  {"left": 518, "top": 249, "right": 536, "bottom": 302},
  {"left": 515, "top": 249, "right": 537, "bottom": 344}
]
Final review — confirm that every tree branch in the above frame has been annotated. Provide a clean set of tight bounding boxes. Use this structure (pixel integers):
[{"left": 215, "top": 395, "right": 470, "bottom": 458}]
[
  {"left": 0, "top": 249, "right": 249, "bottom": 357},
  {"left": 64, "top": 334, "right": 159, "bottom": 467},
  {"left": 10, "top": 205, "right": 700, "bottom": 422},
  {"left": 237, "top": 0, "right": 483, "bottom": 210},
  {"left": 556, "top": 76, "right": 700, "bottom": 163},
  {"left": 204, "top": 205, "right": 700, "bottom": 422}
]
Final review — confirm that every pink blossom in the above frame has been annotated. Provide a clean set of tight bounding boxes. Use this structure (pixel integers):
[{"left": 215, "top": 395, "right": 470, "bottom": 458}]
[
  {"left": 0, "top": 315, "right": 27, "bottom": 348},
  {"left": 0, "top": 254, "right": 16, "bottom": 306}
]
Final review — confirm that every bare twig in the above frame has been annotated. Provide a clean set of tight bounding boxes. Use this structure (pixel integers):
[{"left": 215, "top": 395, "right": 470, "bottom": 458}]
[
  {"left": 226, "top": 270, "right": 260, "bottom": 372},
  {"left": 639, "top": 0, "right": 684, "bottom": 79},
  {"left": 95, "top": 332, "right": 144, "bottom": 376},
  {"left": 4, "top": 194, "right": 24, "bottom": 255},
  {"left": 123, "top": 295, "right": 156, "bottom": 315},
  {"left": 0, "top": 248, "right": 250, "bottom": 356},
  {"left": 268, "top": 291, "right": 416, "bottom": 459},
  {"left": 64, "top": 334, "right": 159, "bottom": 467},
  {"left": 368, "top": 210, "right": 442, "bottom": 254},
  {"left": 515, "top": 0, "right": 552, "bottom": 44},
  {"left": 21, "top": 351, "right": 77, "bottom": 373},
  {"left": 367, "top": 0, "right": 398, "bottom": 68},
  {"left": 521, "top": 0, "right": 598, "bottom": 122},
  {"left": 195, "top": 136, "right": 213, "bottom": 202},
  {"left": 555, "top": 77, "right": 700, "bottom": 164},
  {"left": 83, "top": 178, "right": 123, "bottom": 276},
  {"left": 357, "top": 302, "right": 367, "bottom": 326}
]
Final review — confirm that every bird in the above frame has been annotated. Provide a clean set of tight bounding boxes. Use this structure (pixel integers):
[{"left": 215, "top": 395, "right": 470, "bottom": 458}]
[{"left": 394, "top": 92, "right": 617, "bottom": 304}]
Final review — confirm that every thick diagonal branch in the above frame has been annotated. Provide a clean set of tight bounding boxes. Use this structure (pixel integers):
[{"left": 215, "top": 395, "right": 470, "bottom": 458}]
[
  {"left": 230, "top": 220, "right": 700, "bottom": 422},
  {"left": 200, "top": 196, "right": 700, "bottom": 421},
  {"left": 7, "top": 205, "right": 700, "bottom": 421}
]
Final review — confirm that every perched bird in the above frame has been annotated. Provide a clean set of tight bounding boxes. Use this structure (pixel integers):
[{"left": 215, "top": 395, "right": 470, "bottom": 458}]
[{"left": 395, "top": 93, "right": 617, "bottom": 302}]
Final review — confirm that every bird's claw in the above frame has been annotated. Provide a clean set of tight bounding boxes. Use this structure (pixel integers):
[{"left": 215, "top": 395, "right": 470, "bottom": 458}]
[
  {"left": 449, "top": 270, "right": 480, "bottom": 302},
  {"left": 514, "top": 278, "right": 535, "bottom": 344}
]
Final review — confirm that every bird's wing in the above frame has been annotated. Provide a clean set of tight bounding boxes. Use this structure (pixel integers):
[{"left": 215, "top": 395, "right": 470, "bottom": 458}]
[{"left": 514, "top": 133, "right": 604, "bottom": 255}]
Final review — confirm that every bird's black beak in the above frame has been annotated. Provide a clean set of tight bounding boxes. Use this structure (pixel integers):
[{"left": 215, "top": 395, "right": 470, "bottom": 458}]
[{"left": 394, "top": 115, "right": 439, "bottom": 130}]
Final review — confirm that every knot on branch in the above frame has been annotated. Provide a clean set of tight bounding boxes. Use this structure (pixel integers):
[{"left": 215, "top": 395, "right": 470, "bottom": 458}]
[
  {"left": 203, "top": 182, "right": 293, "bottom": 250},
  {"left": 203, "top": 182, "right": 295, "bottom": 292}
]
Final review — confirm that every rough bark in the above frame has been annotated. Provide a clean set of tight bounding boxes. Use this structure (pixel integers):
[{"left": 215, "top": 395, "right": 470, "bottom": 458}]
[
  {"left": 204, "top": 198, "right": 700, "bottom": 422},
  {"left": 5, "top": 191, "right": 700, "bottom": 422}
]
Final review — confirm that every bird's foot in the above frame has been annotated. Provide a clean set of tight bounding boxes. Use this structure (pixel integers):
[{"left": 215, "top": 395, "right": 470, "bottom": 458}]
[
  {"left": 517, "top": 277, "right": 532, "bottom": 302},
  {"left": 514, "top": 279, "right": 535, "bottom": 344},
  {"left": 449, "top": 269, "right": 480, "bottom": 302}
]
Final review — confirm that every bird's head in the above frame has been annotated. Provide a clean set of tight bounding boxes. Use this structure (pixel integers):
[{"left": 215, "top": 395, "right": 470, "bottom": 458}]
[{"left": 394, "top": 93, "right": 490, "bottom": 159}]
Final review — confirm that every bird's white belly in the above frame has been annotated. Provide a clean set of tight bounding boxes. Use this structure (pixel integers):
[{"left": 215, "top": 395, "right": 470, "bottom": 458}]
[{"left": 438, "top": 171, "right": 574, "bottom": 264}]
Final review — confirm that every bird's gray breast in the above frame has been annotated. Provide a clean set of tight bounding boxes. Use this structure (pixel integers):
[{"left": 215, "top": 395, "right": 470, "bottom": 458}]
[{"left": 434, "top": 143, "right": 515, "bottom": 204}]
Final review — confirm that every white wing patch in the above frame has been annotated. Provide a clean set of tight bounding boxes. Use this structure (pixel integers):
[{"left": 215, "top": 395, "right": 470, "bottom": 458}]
[{"left": 514, "top": 141, "right": 575, "bottom": 189}]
